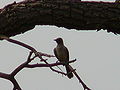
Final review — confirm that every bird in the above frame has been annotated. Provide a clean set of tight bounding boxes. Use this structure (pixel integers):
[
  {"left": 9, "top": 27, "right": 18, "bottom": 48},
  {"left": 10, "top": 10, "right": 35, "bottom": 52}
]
[{"left": 54, "top": 37, "right": 73, "bottom": 79}]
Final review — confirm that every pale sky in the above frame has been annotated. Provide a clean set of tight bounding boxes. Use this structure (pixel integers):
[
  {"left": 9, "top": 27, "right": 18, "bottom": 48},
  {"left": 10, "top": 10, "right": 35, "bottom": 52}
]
[{"left": 0, "top": 0, "right": 120, "bottom": 90}]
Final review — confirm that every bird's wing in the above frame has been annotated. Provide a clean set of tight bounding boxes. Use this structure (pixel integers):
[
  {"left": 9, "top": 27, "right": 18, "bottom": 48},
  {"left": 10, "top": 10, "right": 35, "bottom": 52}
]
[
  {"left": 54, "top": 46, "right": 69, "bottom": 62},
  {"left": 54, "top": 48, "right": 59, "bottom": 60},
  {"left": 64, "top": 46, "right": 69, "bottom": 61}
]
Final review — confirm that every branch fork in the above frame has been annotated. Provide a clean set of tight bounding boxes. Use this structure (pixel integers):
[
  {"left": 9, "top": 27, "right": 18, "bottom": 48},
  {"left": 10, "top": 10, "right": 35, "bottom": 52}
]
[{"left": 0, "top": 35, "right": 91, "bottom": 90}]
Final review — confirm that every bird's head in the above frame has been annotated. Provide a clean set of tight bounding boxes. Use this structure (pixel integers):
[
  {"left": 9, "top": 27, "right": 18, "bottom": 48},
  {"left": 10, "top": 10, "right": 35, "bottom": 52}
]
[{"left": 54, "top": 37, "right": 63, "bottom": 44}]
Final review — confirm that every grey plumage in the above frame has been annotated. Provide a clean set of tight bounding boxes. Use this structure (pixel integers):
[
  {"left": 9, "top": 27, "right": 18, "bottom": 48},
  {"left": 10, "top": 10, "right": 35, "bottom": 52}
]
[{"left": 54, "top": 38, "right": 73, "bottom": 79}]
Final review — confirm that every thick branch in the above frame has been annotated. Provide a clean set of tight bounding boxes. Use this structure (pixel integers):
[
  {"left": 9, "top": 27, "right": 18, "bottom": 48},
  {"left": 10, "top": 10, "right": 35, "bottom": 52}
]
[
  {"left": 0, "top": 0, "right": 120, "bottom": 37},
  {"left": 0, "top": 52, "right": 33, "bottom": 90},
  {"left": 0, "top": 72, "right": 10, "bottom": 80},
  {"left": 10, "top": 77, "right": 22, "bottom": 90},
  {"left": 0, "top": 72, "right": 22, "bottom": 90}
]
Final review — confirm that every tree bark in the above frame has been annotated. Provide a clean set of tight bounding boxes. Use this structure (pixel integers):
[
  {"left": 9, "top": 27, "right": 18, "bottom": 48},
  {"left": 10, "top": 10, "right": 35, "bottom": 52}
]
[{"left": 0, "top": 0, "right": 119, "bottom": 37}]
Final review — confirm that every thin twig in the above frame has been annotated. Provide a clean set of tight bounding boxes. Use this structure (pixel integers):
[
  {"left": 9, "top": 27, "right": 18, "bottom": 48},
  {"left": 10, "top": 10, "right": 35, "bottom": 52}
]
[
  {"left": 0, "top": 36, "right": 89, "bottom": 90},
  {"left": 11, "top": 52, "right": 33, "bottom": 76},
  {"left": 39, "top": 56, "right": 67, "bottom": 75},
  {"left": 0, "top": 37, "right": 72, "bottom": 76},
  {"left": 0, "top": 37, "right": 54, "bottom": 58},
  {"left": 0, "top": 37, "right": 74, "bottom": 76}
]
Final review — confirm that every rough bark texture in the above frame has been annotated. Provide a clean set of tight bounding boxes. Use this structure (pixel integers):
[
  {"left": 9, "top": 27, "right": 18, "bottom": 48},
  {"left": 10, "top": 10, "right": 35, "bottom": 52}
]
[{"left": 0, "top": 0, "right": 120, "bottom": 37}]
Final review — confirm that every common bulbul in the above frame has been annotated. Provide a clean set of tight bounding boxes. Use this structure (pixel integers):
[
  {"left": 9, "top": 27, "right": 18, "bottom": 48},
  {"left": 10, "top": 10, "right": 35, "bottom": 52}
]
[{"left": 54, "top": 38, "right": 73, "bottom": 79}]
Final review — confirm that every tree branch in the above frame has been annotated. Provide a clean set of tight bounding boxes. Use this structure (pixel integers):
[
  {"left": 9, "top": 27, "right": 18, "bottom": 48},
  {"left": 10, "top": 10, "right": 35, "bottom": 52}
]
[
  {"left": 0, "top": 72, "right": 10, "bottom": 80},
  {"left": 69, "top": 65, "right": 91, "bottom": 90},
  {"left": 0, "top": 72, "right": 22, "bottom": 90},
  {"left": 25, "top": 59, "right": 76, "bottom": 68},
  {"left": 0, "top": 0, "right": 119, "bottom": 37},
  {"left": 0, "top": 36, "right": 89, "bottom": 90},
  {"left": 0, "top": 36, "right": 54, "bottom": 57},
  {"left": 10, "top": 77, "right": 22, "bottom": 90},
  {"left": 11, "top": 51, "right": 33, "bottom": 76}
]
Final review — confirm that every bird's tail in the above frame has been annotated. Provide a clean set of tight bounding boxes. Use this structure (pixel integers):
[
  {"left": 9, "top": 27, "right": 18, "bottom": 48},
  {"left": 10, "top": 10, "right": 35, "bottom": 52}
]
[{"left": 65, "top": 65, "right": 73, "bottom": 79}]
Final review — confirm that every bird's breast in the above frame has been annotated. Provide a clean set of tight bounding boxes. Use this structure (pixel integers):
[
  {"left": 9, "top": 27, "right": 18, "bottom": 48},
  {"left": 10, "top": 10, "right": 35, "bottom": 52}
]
[{"left": 56, "top": 46, "right": 68, "bottom": 62}]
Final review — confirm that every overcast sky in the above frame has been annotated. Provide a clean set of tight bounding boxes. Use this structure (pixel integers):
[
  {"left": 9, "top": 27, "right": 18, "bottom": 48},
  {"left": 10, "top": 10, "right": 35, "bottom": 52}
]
[{"left": 0, "top": 0, "right": 120, "bottom": 90}]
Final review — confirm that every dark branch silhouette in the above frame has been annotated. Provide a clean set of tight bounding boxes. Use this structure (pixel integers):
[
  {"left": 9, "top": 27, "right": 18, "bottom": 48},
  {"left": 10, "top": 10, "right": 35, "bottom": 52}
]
[
  {"left": 69, "top": 65, "right": 91, "bottom": 90},
  {"left": 0, "top": 36, "right": 90, "bottom": 90},
  {"left": 0, "top": 0, "right": 120, "bottom": 37},
  {"left": 25, "top": 59, "right": 76, "bottom": 68}
]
